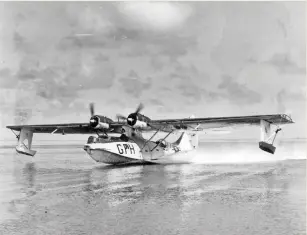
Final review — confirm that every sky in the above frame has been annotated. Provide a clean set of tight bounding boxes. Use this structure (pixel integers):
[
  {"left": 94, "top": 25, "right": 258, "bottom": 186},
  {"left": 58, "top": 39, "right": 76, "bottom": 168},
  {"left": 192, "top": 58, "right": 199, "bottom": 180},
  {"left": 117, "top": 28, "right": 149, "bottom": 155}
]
[{"left": 0, "top": 1, "right": 305, "bottom": 141}]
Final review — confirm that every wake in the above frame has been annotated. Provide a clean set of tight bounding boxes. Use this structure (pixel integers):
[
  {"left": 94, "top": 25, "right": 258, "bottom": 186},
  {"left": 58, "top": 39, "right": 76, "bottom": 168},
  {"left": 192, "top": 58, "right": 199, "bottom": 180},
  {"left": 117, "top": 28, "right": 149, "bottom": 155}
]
[{"left": 190, "top": 140, "right": 306, "bottom": 164}]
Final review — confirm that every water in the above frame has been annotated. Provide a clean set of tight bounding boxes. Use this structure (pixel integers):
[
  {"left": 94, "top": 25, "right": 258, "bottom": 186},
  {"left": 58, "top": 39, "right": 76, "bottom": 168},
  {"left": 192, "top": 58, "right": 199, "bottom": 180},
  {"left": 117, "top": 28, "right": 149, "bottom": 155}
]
[{"left": 0, "top": 140, "right": 305, "bottom": 235}]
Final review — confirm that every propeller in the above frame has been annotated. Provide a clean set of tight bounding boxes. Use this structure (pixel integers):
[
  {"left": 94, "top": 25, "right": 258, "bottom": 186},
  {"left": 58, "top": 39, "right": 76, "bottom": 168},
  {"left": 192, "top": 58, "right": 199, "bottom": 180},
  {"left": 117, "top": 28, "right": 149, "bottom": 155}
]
[
  {"left": 116, "top": 103, "right": 144, "bottom": 125},
  {"left": 135, "top": 103, "right": 144, "bottom": 114},
  {"left": 89, "top": 102, "right": 99, "bottom": 128},
  {"left": 88, "top": 102, "right": 114, "bottom": 129},
  {"left": 90, "top": 103, "right": 95, "bottom": 116}
]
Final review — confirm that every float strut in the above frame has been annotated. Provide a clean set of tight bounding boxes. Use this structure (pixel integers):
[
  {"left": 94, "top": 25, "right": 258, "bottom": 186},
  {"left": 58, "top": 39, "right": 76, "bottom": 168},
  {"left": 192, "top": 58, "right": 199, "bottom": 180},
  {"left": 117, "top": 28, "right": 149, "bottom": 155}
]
[{"left": 272, "top": 128, "right": 282, "bottom": 145}]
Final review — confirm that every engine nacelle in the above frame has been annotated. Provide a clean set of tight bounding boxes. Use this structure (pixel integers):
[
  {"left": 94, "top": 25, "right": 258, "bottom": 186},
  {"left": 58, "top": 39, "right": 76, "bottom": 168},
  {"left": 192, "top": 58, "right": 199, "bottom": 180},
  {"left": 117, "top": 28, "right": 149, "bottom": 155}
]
[
  {"left": 127, "top": 113, "right": 150, "bottom": 129},
  {"left": 132, "top": 120, "right": 147, "bottom": 129},
  {"left": 89, "top": 115, "right": 113, "bottom": 129},
  {"left": 95, "top": 122, "right": 110, "bottom": 129}
]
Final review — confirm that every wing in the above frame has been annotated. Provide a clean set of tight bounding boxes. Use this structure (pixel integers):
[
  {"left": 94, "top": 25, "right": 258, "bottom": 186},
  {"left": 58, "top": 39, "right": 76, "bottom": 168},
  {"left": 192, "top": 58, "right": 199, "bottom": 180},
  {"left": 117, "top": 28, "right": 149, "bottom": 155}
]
[
  {"left": 6, "top": 122, "right": 125, "bottom": 134},
  {"left": 150, "top": 114, "right": 294, "bottom": 131}
]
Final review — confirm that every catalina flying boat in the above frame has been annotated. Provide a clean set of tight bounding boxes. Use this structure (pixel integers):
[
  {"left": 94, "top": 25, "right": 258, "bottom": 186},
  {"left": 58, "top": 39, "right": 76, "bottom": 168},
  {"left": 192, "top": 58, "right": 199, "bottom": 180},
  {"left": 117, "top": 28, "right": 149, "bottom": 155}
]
[{"left": 6, "top": 103, "right": 294, "bottom": 165}]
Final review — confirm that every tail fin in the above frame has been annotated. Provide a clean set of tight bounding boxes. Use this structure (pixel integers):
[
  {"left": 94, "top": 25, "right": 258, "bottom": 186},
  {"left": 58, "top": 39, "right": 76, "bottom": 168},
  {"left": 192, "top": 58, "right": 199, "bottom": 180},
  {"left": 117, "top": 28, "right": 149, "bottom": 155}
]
[{"left": 173, "top": 131, "right": 199, "bottom": 151}]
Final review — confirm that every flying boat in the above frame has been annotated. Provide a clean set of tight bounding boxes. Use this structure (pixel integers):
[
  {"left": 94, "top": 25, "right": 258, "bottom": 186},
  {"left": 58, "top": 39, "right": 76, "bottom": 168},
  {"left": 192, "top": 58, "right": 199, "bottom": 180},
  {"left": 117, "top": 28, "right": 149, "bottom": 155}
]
[{"left": 6, "top": 103, "right": 294, "bottom": 165}]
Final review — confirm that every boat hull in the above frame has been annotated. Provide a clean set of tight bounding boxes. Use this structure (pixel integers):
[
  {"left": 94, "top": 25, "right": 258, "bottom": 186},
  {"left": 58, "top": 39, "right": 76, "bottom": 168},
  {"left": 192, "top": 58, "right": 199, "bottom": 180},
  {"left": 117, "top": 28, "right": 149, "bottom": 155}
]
[
  {"left": 84, "top": 142, "right": 146, "bottom": 165},
  {"left": 84, "top": 144, "right": 196, "bottom": 165},
  {"left": 87, "top": 148, "right": 146, "bottom": 165}
]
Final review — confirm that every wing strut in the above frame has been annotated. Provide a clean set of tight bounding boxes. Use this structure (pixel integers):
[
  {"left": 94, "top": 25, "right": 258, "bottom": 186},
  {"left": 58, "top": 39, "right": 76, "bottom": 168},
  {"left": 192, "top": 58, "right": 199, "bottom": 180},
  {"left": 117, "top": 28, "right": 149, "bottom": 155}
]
[
  {"left": 140, "top": 128, "right": 160, "bottom": 151},
  {"left": 151, "top": 130, "right": 174, "bottom": 152}
]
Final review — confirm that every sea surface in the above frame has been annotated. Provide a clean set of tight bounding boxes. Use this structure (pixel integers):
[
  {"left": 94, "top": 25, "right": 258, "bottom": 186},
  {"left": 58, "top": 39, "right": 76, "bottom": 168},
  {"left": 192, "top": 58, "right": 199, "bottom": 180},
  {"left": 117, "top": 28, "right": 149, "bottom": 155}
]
[{"left": 0, "top": 140, "right": 306, "bottom": 235}]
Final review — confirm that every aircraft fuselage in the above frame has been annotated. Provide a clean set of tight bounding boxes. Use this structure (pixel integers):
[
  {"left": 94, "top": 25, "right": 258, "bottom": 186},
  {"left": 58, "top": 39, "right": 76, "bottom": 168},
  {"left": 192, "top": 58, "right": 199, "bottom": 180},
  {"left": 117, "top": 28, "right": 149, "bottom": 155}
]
[
  {"left": 84, "top": 142, "right": 145, "bottom": 164},
  {"left": 82, "top": 131, "right": 191, "bottom": 165}
]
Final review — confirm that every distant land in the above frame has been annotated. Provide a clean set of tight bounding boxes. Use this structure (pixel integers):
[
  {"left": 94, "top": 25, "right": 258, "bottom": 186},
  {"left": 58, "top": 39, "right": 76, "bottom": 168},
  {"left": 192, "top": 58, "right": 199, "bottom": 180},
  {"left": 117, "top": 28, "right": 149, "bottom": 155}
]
[{"left": 0, "top": 137, "right": 306, "bottom": 148}]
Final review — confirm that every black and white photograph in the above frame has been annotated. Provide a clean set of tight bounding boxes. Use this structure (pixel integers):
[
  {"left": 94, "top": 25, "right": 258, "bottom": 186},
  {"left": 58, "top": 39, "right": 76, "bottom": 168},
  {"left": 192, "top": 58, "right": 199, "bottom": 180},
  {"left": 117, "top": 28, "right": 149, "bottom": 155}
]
[{"left": 0, "top": 1, "right": 306, "bottom": 234}]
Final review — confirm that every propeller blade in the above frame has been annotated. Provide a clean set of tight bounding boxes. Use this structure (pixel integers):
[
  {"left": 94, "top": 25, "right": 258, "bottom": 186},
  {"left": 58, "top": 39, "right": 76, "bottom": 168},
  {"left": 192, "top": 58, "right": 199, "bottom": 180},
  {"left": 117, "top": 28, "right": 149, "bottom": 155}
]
[
  {"left": 135, "top": 103, "right": 144, "bottom": 114},
  {"left": 90, "top": 103, "right": 95, "bottom": 116}
]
